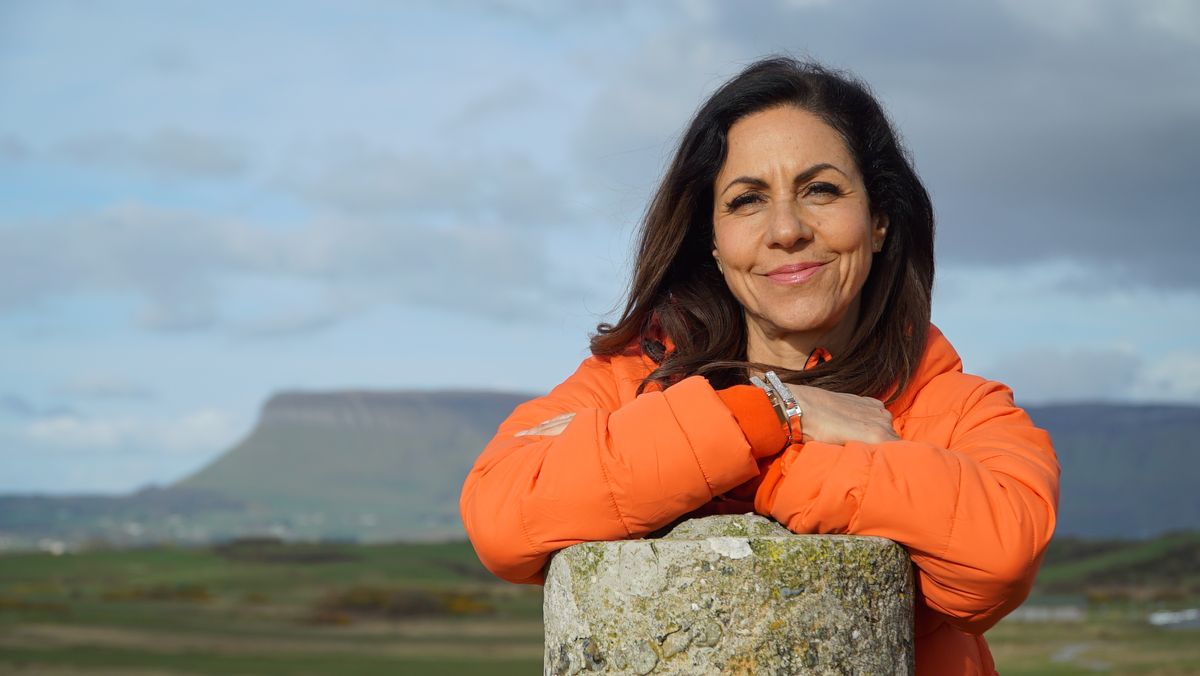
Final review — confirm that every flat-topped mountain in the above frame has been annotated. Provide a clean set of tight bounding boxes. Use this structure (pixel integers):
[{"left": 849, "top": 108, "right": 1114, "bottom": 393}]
[
  {"left": 0, "top": 390, "right": 531, "bottom": 548},
  {"left": 175, "top": 390, "right": 532, "bottom": 541},
  {"left": 252, "top": 390, "right": 520, "bottom": 430},
  {"left": 0, "top": 392, "right": 1196, "bottom": 548}
]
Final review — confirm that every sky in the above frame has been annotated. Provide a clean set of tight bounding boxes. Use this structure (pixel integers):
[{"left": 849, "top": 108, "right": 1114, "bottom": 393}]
[{"left": 2, "top": 0, "right": 1198, "bottom": 494}]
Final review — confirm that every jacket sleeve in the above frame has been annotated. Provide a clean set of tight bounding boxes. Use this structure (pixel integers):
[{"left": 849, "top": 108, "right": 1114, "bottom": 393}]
[
  {"left": 754, "top": 377, "right": 1060, "bottom": 634},
  {"left": 460, "top": 356, "right": 762, "bottom": 585}
]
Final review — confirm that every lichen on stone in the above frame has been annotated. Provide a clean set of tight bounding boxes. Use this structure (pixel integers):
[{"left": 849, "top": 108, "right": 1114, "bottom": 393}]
[
  {"left": 544, "top": 514, "right": 914, "bottom": 675},
  {"left": 661, "top": 513, "right": 790, "bottom": 540}
]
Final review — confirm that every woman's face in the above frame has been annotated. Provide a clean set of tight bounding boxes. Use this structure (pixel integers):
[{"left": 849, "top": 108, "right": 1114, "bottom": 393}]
[{"left": 711, "top": 105, "right": 887, "bottom": 348}]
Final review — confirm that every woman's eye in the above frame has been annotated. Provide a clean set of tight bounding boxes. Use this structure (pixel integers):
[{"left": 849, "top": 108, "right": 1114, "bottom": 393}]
[
  {"left": 725, "top": 192, "right": 764, "bottom": 211},
  {"left": 805, "top": 182, "right": 843, "bottom": 200}
]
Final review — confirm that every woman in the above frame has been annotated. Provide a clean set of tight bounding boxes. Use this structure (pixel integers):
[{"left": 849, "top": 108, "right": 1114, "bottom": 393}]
[{"left": 460, "top": 57, "right": 1059, "bottom": 675}]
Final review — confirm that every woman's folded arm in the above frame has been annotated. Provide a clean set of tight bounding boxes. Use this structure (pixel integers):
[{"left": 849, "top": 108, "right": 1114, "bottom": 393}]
[
  {"left": 755, "top": 377, "right": 1060, "bottom": 633},
  {"left": 460, "top": 357, "right": 762, "bottom": 585}
]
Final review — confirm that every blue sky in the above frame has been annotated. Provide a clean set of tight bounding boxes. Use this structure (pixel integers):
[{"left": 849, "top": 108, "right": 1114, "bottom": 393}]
[{"left": 2, "top": 0, "right": 1198, "bottom": 494}]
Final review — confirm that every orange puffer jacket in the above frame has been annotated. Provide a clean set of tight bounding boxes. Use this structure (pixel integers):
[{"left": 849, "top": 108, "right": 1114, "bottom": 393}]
[{"left": 461, "top": 324, "right": 1059, "bottom": 675}]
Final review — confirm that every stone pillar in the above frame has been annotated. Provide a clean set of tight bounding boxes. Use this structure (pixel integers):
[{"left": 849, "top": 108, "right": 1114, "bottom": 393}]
[{"left": 544, "top": 514, "right": 914, "bottom": 675}]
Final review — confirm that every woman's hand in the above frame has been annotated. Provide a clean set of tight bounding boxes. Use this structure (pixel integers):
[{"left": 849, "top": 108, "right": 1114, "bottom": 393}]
[{"left": 784, "top": 384, "right": 899, "bottom": 445}]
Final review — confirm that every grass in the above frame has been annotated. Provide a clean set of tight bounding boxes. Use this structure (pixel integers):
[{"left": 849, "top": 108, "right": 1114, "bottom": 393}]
[
  {"left": 2, "top": 536, "right": 1199, "bottom": 674},
  {"left": 0, "top": 646, "right": 540, "bottom": 675},
  {"left": 989, "top": 616, "right": 1200, "bottom": 675},
  {"left": 0, "top": 540, "right": 543, "bottom": 674},
  {"left": 1036, "top": 532, "right": 1200, "bottom": 586}
]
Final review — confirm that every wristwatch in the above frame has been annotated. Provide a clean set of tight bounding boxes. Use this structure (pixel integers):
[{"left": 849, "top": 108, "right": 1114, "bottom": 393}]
[{"left": 749, "top": 371, "right": 804, "bottom": 446}]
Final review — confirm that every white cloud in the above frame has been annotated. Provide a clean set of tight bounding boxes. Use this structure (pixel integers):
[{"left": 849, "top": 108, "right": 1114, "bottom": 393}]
[
  {"left": 442, "top": 79, "right": 543, "bottom": 132},
  {"left": 0, "top": 202, "right": 238, "bottom": 329},
  {"left": 0, "top": 134, "right": 29, "bottom": 162},
  {"left": 780, "top": 0, "right": 835, "bottom": 7},
  {"left": 999, "top": 0, "right": 1200, "bottom": 44},
  {"left": 1140, "top": 0, "right": 1200, "bottom": 44},
  {"left": 447, "top": 0, "right": 639, "bottom": 25},
  {"left": 58, "top": 129, "right": 248, "bottom": 179},
  {"left": 2, "top": 394, "right": 74, "bottom": 419},
  {"left": 55, "top": 374, "right": 153, "bottom": 400},
  {"left": 564, "top": 0, "right": 1200, "bottom": 290},
  {"left": 987, "top": 345, "right": 1143, "bottom": 405},
  {"left": 570, "top": 28, "right": 739, "bottom": 218},
  {"left": 0, "top": 197, "right": 597, "bottom": 332},
  {"left": 996, "top": 0, "right": 1108, "bottom": 38},
  {"left": 986, "top": 344, "right": 1200, "bottom": 405},
  {"left": 157, "top": 410, "right": 244, "bottom": 454},
  {"left": 275, "top": 139, "right": 579, "bottom": 229},
  {"left": 1, "top": 395, "right": 36, "bottom": 418},
  {"left": 25, "top": 408, "right": 244, "bottom": 455},
  {"left": 231, "top": 307, "right": 344, "bottom": 339},
  {"left": 1134, "top": 351, "right": 1200, "bottom": 402},
  {"left": 27, "top": 415, "right": 124, "bottom": 448},
  {"left": 136, "top": 291, "right": 219, "bottom": 332}
]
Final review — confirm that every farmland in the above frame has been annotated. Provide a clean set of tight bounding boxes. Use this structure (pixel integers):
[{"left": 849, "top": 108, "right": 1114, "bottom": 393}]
[{"left": 2, "top": 534, "right": 1198, "bottom": 674}]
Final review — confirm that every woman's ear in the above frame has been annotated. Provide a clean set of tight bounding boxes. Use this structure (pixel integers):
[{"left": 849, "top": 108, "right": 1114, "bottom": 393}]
[{"left": 871, "top": 214, "right": 889, "bottom": 253}]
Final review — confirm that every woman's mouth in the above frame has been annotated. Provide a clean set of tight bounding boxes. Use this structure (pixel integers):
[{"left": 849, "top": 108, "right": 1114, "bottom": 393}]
[{"left": 765, "top": 261, "right": 826, "bottom": 284}]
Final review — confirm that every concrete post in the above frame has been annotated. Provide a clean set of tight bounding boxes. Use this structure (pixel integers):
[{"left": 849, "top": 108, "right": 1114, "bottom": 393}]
[{"left": 544, "top": 514, "right": 914, "bottom": 675}]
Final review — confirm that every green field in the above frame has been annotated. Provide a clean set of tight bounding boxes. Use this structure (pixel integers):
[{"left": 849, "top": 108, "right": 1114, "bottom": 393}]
[
  {"left": 0, "top": 540, "right": 543, "bottom": 674},
  {"left": 1, "top": 535, "right": 1197, "bottom": 674},
  {"left": 989, "top": 616, "right": 1200, "bottom": 675}
]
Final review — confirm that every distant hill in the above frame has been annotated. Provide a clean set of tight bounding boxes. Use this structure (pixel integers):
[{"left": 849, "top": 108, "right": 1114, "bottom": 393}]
[
  {"left": 1034, "top": 530, "right": 1200, "bottom": 599},
  {"left": 176, "top": 390, "right": 531, "bottom": 541},
  {"left": 1026, "top": 403, "right": 1200, "bottom": 538},
  {"left": 0, "top": 485, "right": 248, "bottom": 547},
  {"left": 0, "top": 394, "right": 1196, "bottom": 548},
  {"left": 0, "top": 390, "right": 531, "bottom": 548}
]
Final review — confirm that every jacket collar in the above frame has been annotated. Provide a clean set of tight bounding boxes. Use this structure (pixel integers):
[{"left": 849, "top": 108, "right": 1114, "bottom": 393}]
[
  {"left": 649, "top": 315, "right": 833, "bottom": 369},
  {"left": 646, "top": 319, "right": 961, "bottom": 415},
  {"left": 884, "top": 324, "right": 962, "bottom": 415}
]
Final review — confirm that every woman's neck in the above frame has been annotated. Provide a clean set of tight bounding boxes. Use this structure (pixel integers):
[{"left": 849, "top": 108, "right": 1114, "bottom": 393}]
[{"left": 744, "top": 310, "right": 857, "bottom": 370}]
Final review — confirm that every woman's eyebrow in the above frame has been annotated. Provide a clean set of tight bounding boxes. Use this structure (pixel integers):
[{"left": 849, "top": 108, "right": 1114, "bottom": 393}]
[{"left": 720, "top": 162, "right": 846, "bottom": 196}]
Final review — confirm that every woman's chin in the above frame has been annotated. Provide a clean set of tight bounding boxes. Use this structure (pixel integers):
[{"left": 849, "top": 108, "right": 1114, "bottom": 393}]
[
  {"left": 752, "top": 315, "right": 837, "bottom": 340},
  {"left": 743, "top": 303, "right": 856, "bottom": 345}
]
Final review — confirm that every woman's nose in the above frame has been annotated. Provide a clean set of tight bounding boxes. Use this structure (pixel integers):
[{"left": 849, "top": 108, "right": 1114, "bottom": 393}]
[{"left": 766, "top": 203, "right": 813, "bottom": 248}]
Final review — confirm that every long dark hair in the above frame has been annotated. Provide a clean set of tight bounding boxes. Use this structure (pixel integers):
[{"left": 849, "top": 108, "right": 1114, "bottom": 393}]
[{"left": 590, "top": 56, "right": 935, "bottom": 402}]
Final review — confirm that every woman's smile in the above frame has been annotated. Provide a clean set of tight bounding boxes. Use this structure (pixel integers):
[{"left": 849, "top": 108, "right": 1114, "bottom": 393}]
[
  {"left": 764, "top": 260, "right": 828, "bottom": 285},
  {"left": 711, "top": 105, "right": 888, "bottom": 352}
]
